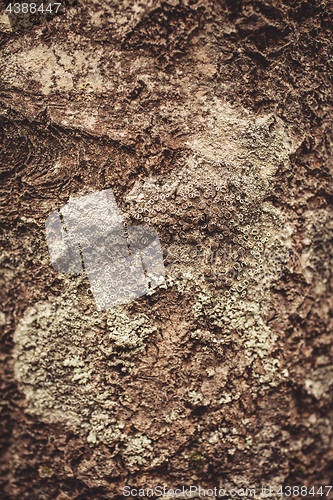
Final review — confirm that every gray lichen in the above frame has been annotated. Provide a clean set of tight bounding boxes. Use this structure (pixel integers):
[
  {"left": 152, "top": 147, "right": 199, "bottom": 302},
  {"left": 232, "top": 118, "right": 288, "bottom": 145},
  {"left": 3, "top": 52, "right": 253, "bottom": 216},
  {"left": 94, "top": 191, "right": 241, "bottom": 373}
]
[{"left": 13, "top": 285, "right": 159, "bottom": 469}]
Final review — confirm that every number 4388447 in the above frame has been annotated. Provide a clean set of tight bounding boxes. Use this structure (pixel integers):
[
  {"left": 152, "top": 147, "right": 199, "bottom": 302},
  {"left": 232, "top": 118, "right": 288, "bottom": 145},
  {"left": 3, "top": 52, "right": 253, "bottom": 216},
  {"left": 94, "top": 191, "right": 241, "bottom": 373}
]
[
  {"left": 277, "top": 486, "right": 332, "bottom": 496},
  {"left": 5, "top": 3, "right": 61, "bottom": 14}
]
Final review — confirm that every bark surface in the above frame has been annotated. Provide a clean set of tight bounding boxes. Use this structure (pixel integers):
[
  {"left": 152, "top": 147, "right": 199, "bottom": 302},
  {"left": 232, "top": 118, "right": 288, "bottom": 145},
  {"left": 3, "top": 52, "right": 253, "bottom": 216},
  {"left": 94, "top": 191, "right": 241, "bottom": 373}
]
[{"left": 0, "top": 0, "right": 333, "bottom": 499}]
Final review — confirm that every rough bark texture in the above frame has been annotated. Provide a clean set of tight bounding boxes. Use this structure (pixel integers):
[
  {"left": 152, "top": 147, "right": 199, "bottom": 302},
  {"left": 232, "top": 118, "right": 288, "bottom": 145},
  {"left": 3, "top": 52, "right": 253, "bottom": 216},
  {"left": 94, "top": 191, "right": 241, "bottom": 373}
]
[{"left": 1, "top": 0, "right": 333, "bottom": 499}]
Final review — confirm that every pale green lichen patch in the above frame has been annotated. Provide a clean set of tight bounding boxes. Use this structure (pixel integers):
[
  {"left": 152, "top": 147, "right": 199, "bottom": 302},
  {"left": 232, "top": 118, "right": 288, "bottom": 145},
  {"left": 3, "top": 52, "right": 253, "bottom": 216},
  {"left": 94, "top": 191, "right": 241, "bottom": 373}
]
[
  {"left": 63, "top": 356, "right": 84, "bottom": 367},
  {"left": 107, "top": 308, "right": 158, "bottom": 352},
  {"left": 71, "top": 367, "right": 93, "bottom": 384},
  {"left": 13, "top": 291, "right": 160, "bottom": 466},
  {"left": 123, "top": 104, "right": 299, "bottom": 310},
  {"left": 122, "top": 434, "right": 153, "bottom": 469},
  {"left": 174, "top": 263, "right": 287, "bottom": 404},
  {"left": 63, "top": 354, "right": 93, "bottom": 383}
]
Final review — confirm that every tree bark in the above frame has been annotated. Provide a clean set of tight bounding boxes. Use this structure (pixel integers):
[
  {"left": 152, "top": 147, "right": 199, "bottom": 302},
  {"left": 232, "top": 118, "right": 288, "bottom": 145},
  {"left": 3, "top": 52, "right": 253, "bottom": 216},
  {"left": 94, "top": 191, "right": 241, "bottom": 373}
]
[{"left": 1, "top": 0, "right": 333, "bottom": 498}]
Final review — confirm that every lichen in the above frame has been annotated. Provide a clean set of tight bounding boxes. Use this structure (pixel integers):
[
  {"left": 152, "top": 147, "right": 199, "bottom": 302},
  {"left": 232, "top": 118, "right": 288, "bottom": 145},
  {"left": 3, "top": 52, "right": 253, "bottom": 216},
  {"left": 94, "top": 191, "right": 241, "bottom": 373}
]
[
  {"left": 12, "top": 286, "right": 159, "bottom": 462},
  {"left": 122, "top": 434, "right": 153, "bottom": 470},
  {"left": 9, "top": 97, "right": 316, "bottom": 485},
  {"left": 107, "top": 308, "right": 158, "bottom": 352}
]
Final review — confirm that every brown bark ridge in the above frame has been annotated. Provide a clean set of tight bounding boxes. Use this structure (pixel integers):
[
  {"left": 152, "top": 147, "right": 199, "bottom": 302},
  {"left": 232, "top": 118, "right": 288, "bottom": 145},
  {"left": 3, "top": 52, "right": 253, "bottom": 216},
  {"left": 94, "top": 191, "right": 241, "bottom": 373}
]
[{"left": 1, "top": 0, "right": 333, "bottom": 498}]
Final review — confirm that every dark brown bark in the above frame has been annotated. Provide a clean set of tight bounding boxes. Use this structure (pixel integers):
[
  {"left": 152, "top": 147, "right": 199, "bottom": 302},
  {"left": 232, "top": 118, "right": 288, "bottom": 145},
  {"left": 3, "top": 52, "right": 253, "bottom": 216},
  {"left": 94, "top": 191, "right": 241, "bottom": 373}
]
[{"left": 1, "top": 0, "right": 333, "bottom": 498}]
